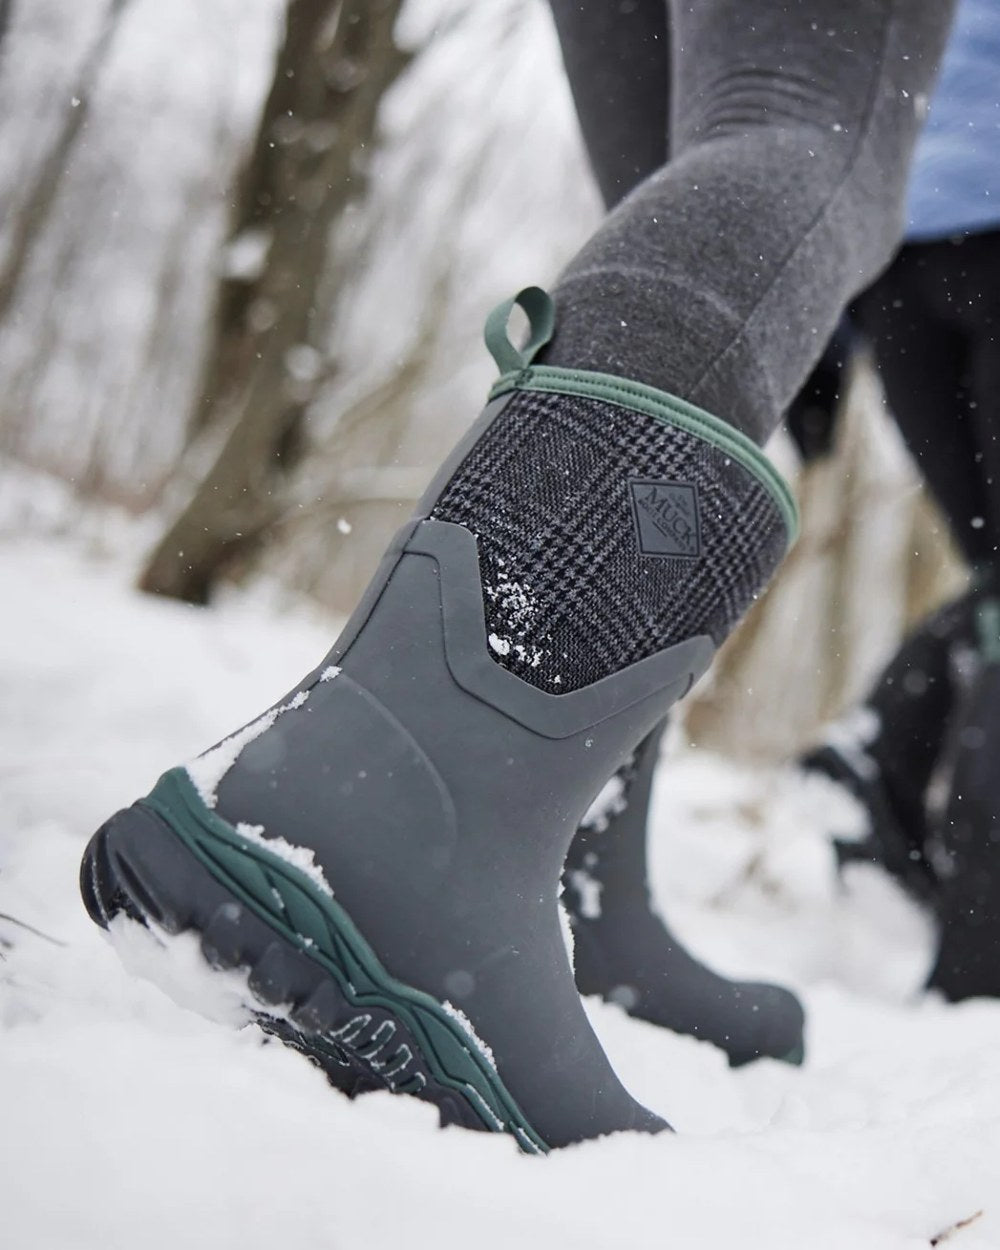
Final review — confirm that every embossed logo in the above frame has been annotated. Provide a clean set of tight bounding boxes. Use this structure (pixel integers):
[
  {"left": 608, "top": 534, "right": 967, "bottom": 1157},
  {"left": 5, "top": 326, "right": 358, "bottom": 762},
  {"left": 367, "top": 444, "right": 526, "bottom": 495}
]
[{"left": 628, "top": 480, "right": 701, "bottom": 559}]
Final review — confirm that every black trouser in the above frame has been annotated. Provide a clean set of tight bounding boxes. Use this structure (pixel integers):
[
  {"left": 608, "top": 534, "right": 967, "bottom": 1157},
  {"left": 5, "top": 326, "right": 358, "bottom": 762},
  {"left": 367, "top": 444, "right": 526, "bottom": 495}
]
[
  {"left": 853, "top": 229, "right": 1000, "bottom": 566},
  {"left": 546, "top": 0, "right": 955, "bottom": 445}
]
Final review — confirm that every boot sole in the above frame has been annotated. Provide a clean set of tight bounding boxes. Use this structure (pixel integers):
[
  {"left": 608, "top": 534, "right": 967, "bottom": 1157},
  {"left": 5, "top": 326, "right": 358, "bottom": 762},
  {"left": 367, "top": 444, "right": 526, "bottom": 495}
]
[{"left": 80, "top": 767, "right": 549, "bottom": 1155}]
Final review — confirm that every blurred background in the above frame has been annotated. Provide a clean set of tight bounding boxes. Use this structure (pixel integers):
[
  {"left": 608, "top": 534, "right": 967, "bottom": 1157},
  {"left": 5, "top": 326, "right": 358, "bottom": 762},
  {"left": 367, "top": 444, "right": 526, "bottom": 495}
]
[{"left": 0, "top": 0, "right": 966, "bottom": 760}]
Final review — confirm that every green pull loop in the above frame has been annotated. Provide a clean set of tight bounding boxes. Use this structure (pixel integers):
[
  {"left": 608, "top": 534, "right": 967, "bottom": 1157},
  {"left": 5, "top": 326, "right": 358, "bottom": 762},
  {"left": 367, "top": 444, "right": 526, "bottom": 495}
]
[{"left": 484, "top": 286, "right": 556, "bottom": 376}]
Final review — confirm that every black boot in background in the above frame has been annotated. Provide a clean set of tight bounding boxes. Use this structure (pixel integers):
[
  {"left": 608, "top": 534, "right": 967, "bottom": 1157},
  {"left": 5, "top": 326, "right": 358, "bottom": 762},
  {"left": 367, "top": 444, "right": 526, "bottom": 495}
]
[
  {"left": 800, "top": 589, "right": 985, "bottom": 907},
  {"left": 926, "top": 598, "right": 1000, "bottom": 999},
  {"left": 802, "top": 581, "right": 1000, "bottom": 1002},
  {"left": 564, "top": 722, "right": 805, "bottom": 1067}
]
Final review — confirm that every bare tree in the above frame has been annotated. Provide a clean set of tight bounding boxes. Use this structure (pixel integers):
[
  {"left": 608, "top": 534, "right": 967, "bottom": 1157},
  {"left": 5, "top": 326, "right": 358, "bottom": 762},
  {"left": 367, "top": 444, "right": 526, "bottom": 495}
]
[
  {"left": 140, "top": 0, "right": 408, "bottom": 602},
  {"left": 0, "top": 0, "right": 132, "bottom": 326},
  {"left": 0, "top": 1, "right": 13, "bottom": 54}
]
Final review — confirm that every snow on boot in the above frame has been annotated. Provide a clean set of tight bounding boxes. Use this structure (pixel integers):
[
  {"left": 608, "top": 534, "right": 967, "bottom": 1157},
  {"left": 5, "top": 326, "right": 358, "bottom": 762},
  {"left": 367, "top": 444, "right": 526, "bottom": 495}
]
[
  {"left": 564, "top": 721, "right": 805, "bottom": 1066},
  {"left": 80, "top": 288, "right": 796, "bottom": 1152}
]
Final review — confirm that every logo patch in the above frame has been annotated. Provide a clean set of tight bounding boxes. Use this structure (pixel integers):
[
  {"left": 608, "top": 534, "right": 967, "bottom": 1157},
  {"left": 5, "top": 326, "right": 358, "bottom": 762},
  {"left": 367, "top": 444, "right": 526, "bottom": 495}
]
[{"left": 628, "top": 479, "right": 702, "bottom": 559}]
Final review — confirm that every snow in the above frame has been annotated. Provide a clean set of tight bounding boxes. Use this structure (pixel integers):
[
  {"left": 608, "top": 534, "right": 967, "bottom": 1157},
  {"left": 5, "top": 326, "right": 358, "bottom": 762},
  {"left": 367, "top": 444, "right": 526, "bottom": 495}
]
[
  {"left": 3, "top": 522, "right": 1000, "bottom": 1249},
  {"left": 221, "top": 227, "right": 272, "bottom": 282},
  {"left": 233, "top": 822, "right": 335, "bottom": 902},
  {"left": 820, "top": 704, "right": 883, "bottom": 785},
  {"left": 106, "top": 915, "right": 256, "bottom": 1029},
  {"left": 484, "top": 567, "right": 545, "bottom": 669},
  {"left": 186, "top": 690, "right": 311, "bottom": 810},
  {"left": 565, "top": 867, "right": 603, "bottom": 921},
  {"left": 440, "top": 1001, "right": 498, "bottom": 1075},
  {"left": 580, "top": 769, "right": 630, "bottom": 833},
  {"left": 488, "top": 632, "right": 512, "bottom": 657},
  {"left": 485, "top": 567, "right": 538, "bottom": 632}
]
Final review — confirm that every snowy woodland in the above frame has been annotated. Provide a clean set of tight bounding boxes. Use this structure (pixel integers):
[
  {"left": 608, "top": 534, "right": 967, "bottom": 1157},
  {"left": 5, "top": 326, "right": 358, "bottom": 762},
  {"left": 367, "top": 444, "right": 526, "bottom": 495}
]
[{"left": 1, "top": 2, "right": 997, "bottom": 1248}]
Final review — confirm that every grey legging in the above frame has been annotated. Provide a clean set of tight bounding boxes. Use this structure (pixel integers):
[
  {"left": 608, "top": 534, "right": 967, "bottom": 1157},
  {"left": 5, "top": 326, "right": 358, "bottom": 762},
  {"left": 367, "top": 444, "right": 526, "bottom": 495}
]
[{"left": 546, "top": 0, "right": 956, "bottom": 446}]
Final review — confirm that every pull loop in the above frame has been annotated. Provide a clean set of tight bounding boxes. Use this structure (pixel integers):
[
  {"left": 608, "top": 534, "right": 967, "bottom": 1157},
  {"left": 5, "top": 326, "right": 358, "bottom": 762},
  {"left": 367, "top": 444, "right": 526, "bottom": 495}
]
[{"left": 484, "top": 286, "right": 556, "bottom": 376}]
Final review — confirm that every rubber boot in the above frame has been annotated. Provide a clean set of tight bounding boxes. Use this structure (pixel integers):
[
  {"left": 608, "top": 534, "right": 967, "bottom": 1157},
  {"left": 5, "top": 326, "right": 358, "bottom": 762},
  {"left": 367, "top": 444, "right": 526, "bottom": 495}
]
[
  {"left": 926, "top": 597, "right": 1000, "bottom": 999},
  {"left": 799, "top": 584, "right": 1000, "bottom": 1000},
  {"left": 801, "top": 587, "right": 985, "bottom": 906},
  {"left": 80, "top": 288, "right": 796, "bottom": 1152},
  {"left": 564, "top": 721, "right": 805, "bottom": 1066}
]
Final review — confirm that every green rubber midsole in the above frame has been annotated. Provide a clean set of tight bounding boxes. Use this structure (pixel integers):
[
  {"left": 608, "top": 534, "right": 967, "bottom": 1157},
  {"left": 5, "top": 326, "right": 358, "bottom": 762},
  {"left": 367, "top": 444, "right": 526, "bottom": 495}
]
[{"left": 143, "top": 767, "right": 549, "bottom": 1155}]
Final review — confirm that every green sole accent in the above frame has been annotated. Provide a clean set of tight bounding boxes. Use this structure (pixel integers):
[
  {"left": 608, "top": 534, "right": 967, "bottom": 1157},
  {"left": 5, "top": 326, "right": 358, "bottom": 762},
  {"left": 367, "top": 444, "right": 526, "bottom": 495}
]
[
  {"left": 490, "top": 363, "right": 799, "bottom": 547},
  {"left": 782, "top": 1041, "right": 806, "bottom": 1067},
  {"left": 144, "top": 767, "right": 550, "bottom": 1155}
]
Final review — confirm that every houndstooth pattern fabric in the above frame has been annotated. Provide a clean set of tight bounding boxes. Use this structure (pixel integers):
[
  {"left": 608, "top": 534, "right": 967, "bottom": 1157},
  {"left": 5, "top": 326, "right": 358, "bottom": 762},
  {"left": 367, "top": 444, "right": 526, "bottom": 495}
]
[{"left": 431, "top": 389, "right": 788, "bottom": 694}]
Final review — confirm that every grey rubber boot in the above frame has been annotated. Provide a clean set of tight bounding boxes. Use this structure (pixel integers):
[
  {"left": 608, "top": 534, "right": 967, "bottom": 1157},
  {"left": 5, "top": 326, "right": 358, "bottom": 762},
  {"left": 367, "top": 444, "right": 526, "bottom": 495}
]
[
  {"left": 565, "top": 721, "right": 805, "bottom": 1066},
  {"left": 81, "top": 289, "right": 796, "bottom": 1152}
]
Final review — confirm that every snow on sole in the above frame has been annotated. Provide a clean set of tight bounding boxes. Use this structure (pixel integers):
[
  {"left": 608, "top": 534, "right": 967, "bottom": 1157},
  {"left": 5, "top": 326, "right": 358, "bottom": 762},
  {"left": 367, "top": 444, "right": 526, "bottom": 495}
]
[{"left": 80, "top": 767, "right": 549, "bottom": 1155}]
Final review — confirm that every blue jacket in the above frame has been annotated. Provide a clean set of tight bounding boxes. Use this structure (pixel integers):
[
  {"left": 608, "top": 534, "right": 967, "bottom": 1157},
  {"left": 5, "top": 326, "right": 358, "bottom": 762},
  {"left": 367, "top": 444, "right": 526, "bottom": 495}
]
[{"left": 906, "top": 0, "right": 1000, "bottom": 241}]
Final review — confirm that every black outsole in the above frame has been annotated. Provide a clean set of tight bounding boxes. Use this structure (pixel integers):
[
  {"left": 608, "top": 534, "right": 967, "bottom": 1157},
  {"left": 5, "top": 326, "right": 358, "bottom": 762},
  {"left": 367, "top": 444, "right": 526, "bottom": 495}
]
[{"left": 81, "top": 805, "right": 493, "bottom": 1134}]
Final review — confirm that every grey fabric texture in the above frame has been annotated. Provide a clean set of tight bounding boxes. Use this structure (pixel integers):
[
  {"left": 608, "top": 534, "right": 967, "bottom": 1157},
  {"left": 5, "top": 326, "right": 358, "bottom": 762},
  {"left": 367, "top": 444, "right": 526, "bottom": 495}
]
[
  {"left": 547, "top": 0, "right": 669, "bottom": 210},
  {"left": 432, "top": 389, "right": 786, "bottom": 693},
  {"left": 547, "top": 0, "right": 957, "bottom": 445}
]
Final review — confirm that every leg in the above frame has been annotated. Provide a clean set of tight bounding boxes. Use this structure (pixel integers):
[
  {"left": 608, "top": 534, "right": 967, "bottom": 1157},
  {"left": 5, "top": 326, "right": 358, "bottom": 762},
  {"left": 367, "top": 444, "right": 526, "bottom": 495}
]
[
  {"left": 547, "top": 0, "right": 956, "bottom": 445},
  {"left": 552, "top": 2, "right": 804, "bottom": 1065},
  {"left": 957, "top": 230, "right": 1000, "bottom": 559},
  {"left": 804, "top": 232, "right": 1000, "bottom": 997},
  {"left": 922, "top": 230, "right": 1000, "bottom": 997},
  {"left": 550, "top": 0, "right": 949, "bottom": 1053},
  {"left": 548, "top": 0, "right": 670, "bottom": 210},
  {"left": 854, "top": 239, "right": 993, "bottom": 567},
  {"left": 822, "top": 233, "right": 1000, "bottom": 860},
  {"left": 796, "top": 240, "right": 983, "bottom": 882}
]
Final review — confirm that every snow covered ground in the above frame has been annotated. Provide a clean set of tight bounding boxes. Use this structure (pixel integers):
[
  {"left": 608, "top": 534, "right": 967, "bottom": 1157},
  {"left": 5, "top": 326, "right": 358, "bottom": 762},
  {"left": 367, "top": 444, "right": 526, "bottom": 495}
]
[{"left": 2, "top": 511, "right": 1000, "bottom": 1250}]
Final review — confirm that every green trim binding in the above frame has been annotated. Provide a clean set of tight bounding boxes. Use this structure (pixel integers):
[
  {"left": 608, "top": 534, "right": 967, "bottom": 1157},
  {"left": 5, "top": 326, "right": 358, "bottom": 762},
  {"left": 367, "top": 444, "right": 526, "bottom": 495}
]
[
  {"left": 483, "top": 286, "right": 555, "bottom": 374},
  {"left": 143, "top": 767, "right": 550, "bottom": 1156},
  {"left": 483, "top": 288, "right": 799, "bottom": 547}
]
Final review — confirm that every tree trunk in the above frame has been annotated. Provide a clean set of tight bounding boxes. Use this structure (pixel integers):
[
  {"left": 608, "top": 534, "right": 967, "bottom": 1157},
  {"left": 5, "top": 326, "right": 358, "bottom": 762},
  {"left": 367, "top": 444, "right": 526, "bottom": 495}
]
[
  {"left": 0, "top": 0, "right": 131, "bottom": 326},
  {"left": 140, "top": 0, "right": 407, "bottom": 602},
  {"left": 0, "top": 1, "right": 14, "bottom": 54}
]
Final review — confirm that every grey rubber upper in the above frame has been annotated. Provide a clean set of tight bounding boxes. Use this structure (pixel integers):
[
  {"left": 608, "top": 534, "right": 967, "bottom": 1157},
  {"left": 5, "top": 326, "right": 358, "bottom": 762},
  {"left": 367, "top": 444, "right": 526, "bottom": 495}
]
[
  {"left": 211, "top": 508, "right": 711, "bottom": 1147},
  {"left": 566, "top": 720, "right": 805, "bottom": 1065}
]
